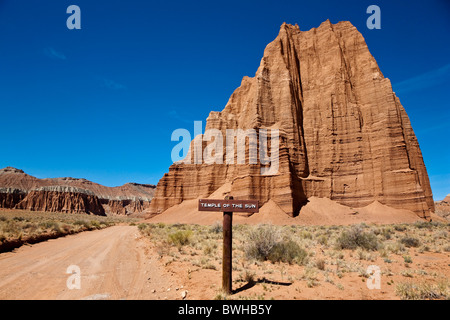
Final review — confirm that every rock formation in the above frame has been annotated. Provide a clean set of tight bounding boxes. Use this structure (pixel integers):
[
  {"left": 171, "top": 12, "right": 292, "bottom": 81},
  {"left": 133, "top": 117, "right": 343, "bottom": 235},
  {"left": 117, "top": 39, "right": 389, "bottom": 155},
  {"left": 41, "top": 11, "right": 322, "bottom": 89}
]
[
  {"left": 435, "top": 194, "right": 450, "bottom": 221},
  {"left": 148, "top": 20, "right": 434, "bottom": 219},
  {"left": 15, "top": 187, "right": 106, "bottom": 215},
  {"left": 0, "top": 167, "right": 156, "bottom": 215},
  {"left": 0, "top": 188, "right": 26, "bottom": 209}
]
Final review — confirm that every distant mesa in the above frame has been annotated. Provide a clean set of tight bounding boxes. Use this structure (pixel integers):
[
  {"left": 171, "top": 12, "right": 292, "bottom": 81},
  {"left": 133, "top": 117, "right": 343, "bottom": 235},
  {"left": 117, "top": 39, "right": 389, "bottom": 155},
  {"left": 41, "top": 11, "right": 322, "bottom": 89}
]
[
  {"left": 0, "top": 167, "right": 156, "bottom": 216},
  {"left": 147, "top": 20, "right": 435, "bottom": 222}
]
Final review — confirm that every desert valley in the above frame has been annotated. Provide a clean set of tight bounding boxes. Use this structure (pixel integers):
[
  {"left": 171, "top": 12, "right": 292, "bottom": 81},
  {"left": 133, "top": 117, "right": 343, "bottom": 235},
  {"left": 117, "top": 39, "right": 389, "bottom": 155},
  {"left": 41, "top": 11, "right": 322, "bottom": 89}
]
[{"left": 0, "top": 20, "right": 449, "bottom": 301}]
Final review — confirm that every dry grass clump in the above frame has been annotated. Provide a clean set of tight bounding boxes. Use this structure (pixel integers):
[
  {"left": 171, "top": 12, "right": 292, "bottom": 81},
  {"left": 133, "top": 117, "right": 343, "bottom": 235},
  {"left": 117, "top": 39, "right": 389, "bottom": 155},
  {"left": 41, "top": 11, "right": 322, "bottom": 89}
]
[
  {"left": 210, "top": 221, "right": 223, "bottom": 234},
  {"left": 399, "top": 236, "right": 420, "bottom": 248},
  {"left": 268, "top": 239, "right": 308, "bottom": 265},
  {"left": 242, "top": 224, "right": 309, "bottom": 265},
  {"left": 168, "top": 230, "right": 193, "bottom": 247},
  {"left": 0, "top": 210, "right": 135, "bottom": 252},
  {"left": 335, "top": 224, "right": 379, "bottom": 251},
  {"left": 396, "top": 281, "right": 449, "bottom": 300},
  {"left": 242, "top": 224, "right": 281, "bottom": 261}
]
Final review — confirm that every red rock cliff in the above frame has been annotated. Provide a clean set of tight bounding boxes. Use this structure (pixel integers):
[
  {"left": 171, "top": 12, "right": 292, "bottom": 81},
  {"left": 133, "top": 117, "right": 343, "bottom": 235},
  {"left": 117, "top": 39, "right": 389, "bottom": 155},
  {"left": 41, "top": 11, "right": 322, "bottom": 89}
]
[{"left": 148, "top": 21, "right": 434, "bottom": 219}]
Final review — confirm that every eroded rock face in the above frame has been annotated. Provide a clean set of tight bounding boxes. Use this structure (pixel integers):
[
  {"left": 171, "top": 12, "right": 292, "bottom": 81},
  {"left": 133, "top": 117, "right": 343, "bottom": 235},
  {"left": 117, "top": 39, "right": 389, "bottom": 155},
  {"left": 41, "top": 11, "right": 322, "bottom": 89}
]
[
  {"left": 0, "top": 188, "right": 26, "bottom": 209},
  {"left": 0, "top": 167, "right": 156, "bottom": 215},
  {"left": 100, "top": 199, "right": 151, "bottom": 215},
  {"left": 15, "top": 190, "right": 106, "bottom": 215},
  {"left": 435, "top": 194, "right": 450, "bottom": 221},
  {"left": 148, "top": 20, "right": 434, "bottom": 219}
]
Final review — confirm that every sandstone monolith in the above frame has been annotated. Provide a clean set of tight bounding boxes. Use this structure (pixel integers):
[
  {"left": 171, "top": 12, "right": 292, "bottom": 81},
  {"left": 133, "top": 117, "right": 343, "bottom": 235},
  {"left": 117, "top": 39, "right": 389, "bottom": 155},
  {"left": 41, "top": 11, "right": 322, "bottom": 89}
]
[{"left": 149, "top": 21, "right": 435, "bottom": 219}]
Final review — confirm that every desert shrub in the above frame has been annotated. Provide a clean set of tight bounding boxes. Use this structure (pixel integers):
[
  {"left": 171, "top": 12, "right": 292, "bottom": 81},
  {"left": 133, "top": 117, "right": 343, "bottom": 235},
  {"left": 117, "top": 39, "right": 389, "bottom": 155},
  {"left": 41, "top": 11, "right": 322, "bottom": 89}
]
[
  {"left": 300, "top": 231, "right": 313, "bottom": 239},
  {"left": 90, "top": 220, "right": 101, "bottom": 229},
  {"left": 335, "top": 225, "right": 379, "bottom": 251},
  {"left": 38, "top": 220, "right": 61, "bottom": 233},
  {"left": 51, "top": 222, "right": 62, "bottom": 233},
  {"left": 403, "top": 255, "right": 413, "bottom": 263},
  {"left": 268, "top": 239, "right": 308, "bottom": 265},
  {"left": 387, "top": 242, "right": 407, "bottom": 255},
  {"left": 203, "top": 241, "right": 217, "bottom": 255},
  {"left": 237, "top": 270, "right": 256, "bottom": 285},
  {"left": 435, "top": 230, "right": 448, "bottom": 238},
  {"left": 210, "top": 221, "right": 223, "bottom": 234},
  {"left": 394, "top": 225, "right": 407, "bottom": 232},
  {"left": 138, "top": 223, "right": 148, "bottom": 231},
  {"left": 61, "top": 224, "right": 72, "bottom": 233},
  {"left": 2, "top": 221, "right": 21, "bottom": 235},
  {"left": 413, "top": 221, "right": 441, "bottom": 230},
  {"left": 243, "top": 224, "right": 308, "bottom": 265},
  {"left": 400, "top": 236, "right": 420, "bottom": 248},
  {"left": 74, "top": 220, "right": 91, "bottom": 229},
  {"left": 315, "top": 258, "right": 326, "bottom": 270},
  {"left": 302, "top": 266, "right": 319, "bottom": 287},
  {"left": 317, "top": 235, "right": 328, "bottom": 246},
  {"left": 376, "top": 227, "right": 393, "bottom": 240},
  {"left": 243, "top": 224, "right": 281, "bottom": 261},
  {"left": 396, "top": 281, "right": 449, "bottom": 300},
  {"left": 168, "top": 230, "right": 192, "bottom": 247}
]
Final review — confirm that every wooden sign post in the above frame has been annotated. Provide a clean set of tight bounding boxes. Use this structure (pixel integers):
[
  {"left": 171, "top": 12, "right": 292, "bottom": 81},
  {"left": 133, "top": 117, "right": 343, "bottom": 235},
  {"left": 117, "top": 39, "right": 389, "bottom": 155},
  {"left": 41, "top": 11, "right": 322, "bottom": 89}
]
[{"left": 198, "top": 196, "right": 259, "bottom": 294}]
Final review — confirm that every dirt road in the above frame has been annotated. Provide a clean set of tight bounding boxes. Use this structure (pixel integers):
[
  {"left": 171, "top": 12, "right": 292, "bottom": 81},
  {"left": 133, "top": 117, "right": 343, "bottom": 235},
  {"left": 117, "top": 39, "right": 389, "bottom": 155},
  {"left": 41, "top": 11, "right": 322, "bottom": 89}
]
[{"left": 0, "top": 226, "right": 180, "bottom": 300}]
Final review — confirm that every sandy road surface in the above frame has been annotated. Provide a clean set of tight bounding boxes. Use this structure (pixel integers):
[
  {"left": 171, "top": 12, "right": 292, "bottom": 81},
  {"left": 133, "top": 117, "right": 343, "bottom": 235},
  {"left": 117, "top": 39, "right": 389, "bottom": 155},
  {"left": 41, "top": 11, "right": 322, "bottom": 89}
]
[{"left": 0, "top": 226, "right": 179, "bottom": 300}]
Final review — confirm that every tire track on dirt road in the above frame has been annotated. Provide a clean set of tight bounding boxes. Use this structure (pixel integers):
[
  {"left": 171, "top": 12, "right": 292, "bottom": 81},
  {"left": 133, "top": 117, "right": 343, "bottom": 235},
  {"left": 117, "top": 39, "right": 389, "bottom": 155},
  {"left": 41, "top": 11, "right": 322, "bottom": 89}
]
[{"left": 0, "top": 225, "right": 180, "bottom": 300}]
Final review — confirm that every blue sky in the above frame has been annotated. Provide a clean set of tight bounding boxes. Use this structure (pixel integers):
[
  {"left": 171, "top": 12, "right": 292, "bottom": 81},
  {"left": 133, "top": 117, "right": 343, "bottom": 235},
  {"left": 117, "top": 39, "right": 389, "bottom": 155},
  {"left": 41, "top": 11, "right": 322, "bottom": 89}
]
[{"left": 0, "top": 0, "right": 449, "bottom": 200}]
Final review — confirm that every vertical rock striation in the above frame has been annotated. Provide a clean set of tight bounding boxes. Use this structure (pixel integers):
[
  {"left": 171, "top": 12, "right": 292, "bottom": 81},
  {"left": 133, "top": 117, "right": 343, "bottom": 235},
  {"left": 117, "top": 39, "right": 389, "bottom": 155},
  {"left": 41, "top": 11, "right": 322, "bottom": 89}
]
[
  {"left": 15, "top": 187, "right": 106, "bottom": 216},
  {"left": 148, "top": 20, "right": 434, "bottom": 219},
  {"left": 0, "top": 167, "right": 156, "bottom": 215}
]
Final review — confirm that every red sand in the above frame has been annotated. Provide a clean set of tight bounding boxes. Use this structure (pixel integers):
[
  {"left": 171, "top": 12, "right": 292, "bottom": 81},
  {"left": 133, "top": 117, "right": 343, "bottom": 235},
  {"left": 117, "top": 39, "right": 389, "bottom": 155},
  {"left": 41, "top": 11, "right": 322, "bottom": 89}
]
[{"left": 146, "top": 189, "right": 436, "bottom": 225}]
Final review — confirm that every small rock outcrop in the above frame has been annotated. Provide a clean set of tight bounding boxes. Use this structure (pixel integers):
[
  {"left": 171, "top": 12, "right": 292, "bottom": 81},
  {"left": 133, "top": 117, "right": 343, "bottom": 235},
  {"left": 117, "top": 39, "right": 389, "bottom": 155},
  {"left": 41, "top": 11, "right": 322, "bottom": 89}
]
[{"left": 435, "top": 194, "right": 450, "bottom": 221}]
